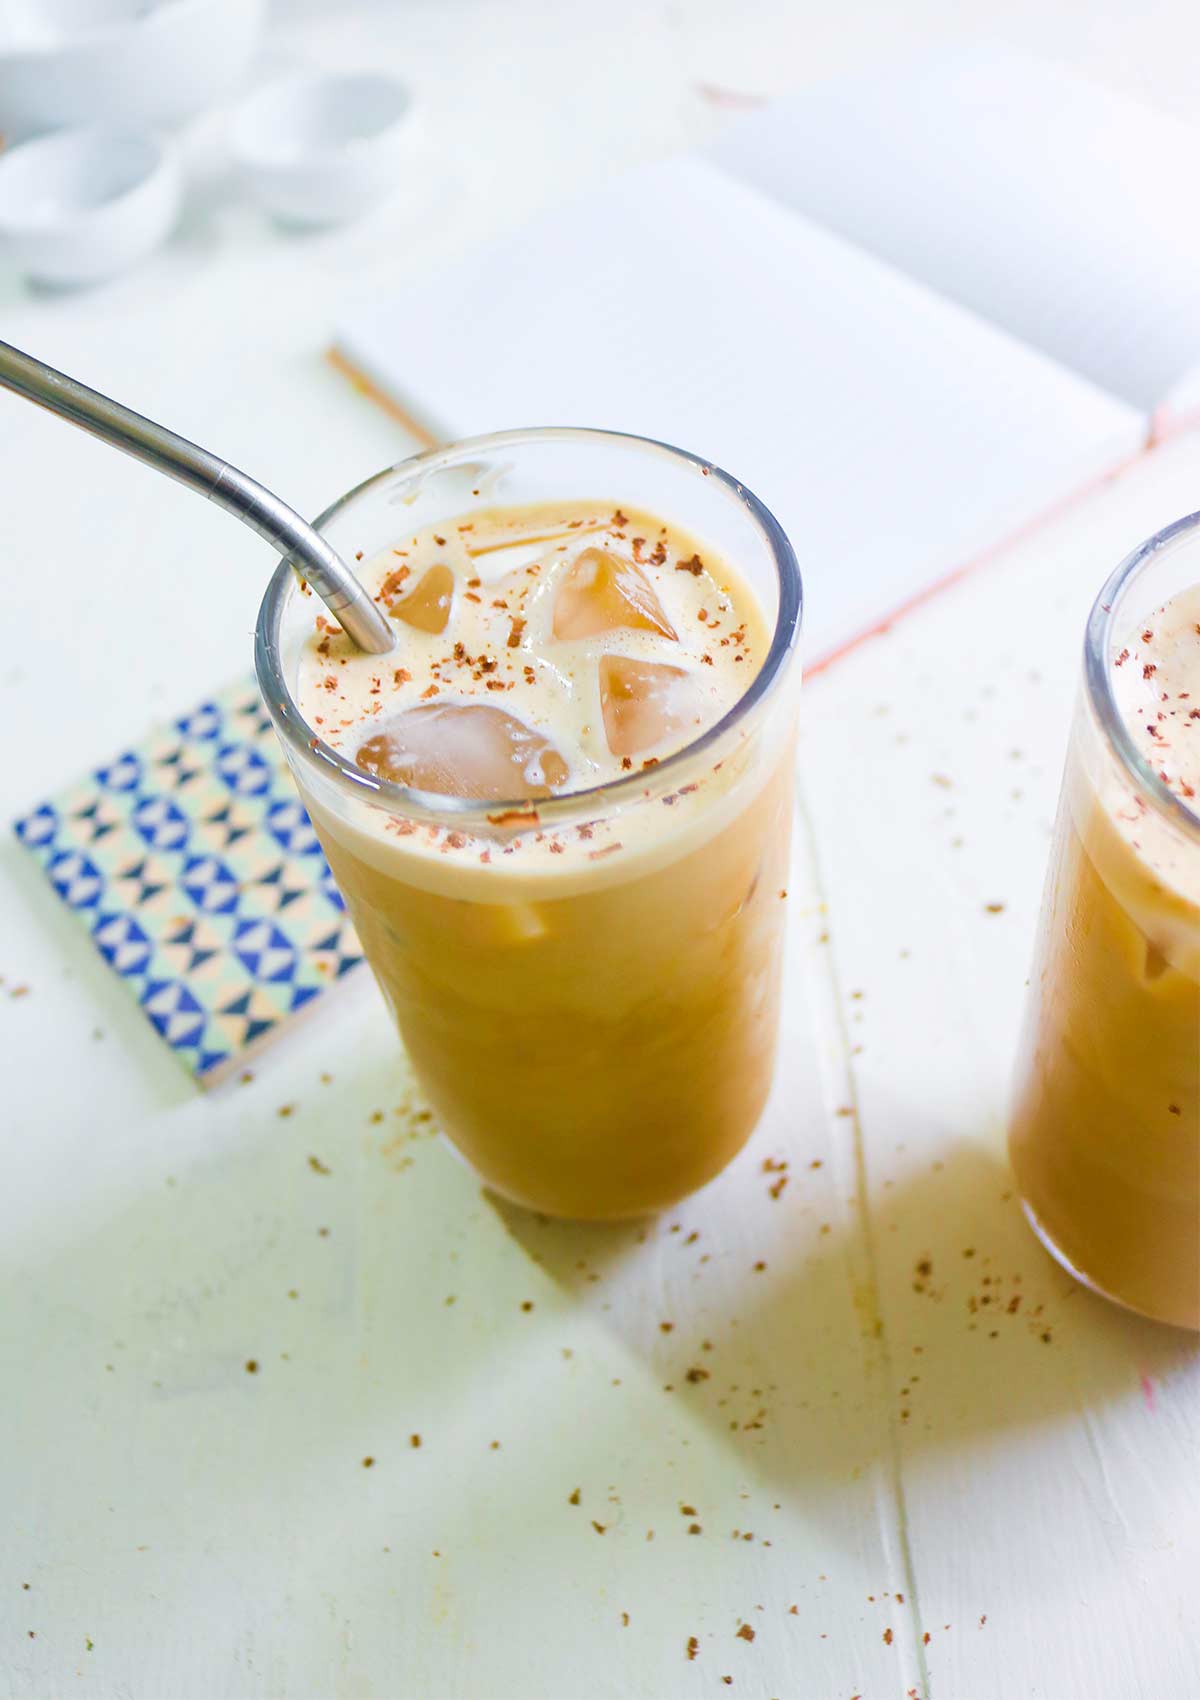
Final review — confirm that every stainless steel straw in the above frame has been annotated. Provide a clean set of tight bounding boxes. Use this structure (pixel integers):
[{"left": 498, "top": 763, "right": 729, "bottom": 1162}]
[{"left": 0, "top": 338, "right": 395, "bottom": 656}]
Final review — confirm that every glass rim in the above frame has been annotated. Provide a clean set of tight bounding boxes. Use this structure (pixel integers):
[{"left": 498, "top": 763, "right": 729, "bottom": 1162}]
[
  {"left": 254, "top": 425, "right": 803, "bottom": 824},
  {"left": 1085, "top": 507, "right": 1200, "bottom": 846}
]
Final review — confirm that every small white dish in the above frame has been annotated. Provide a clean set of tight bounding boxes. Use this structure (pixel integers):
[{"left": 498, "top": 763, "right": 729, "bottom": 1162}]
[
  {"left": 0, "top": 0, "right": 267, "bottom": 138},
  {"left": 0, "top": 127, "right": 181, "bottom": 287},
  {"left": 230, "top": 71, "right": 416, "bottom": 228}
]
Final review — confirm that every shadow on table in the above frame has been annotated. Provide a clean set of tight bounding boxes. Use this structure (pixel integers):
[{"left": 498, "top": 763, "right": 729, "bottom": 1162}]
[
  {"left": 10, "top": 1075, "right": 1198, "bottom": 1674},
  {"left": 491, "top": 1136, "right": 1200, "bottom": 1495}
]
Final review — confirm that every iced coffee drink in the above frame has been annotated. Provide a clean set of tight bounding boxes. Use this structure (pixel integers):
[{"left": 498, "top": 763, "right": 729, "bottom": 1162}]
[
  {"left": 257, "top": 431, "right": 801, "bottom": 1219},
  {"left": 1010, "top": 524, "right": 1200, "bottom": 1329}
]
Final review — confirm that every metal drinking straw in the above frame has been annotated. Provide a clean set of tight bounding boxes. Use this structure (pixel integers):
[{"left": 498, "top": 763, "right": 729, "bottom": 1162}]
[{"left": 0, "top": 338, "right": 395, "bottom": 656}]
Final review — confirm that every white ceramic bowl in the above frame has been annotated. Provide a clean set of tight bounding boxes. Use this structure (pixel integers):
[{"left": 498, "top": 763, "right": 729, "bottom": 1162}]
[
  {"left": 0, "top": 126, "right": 181, "bottom": 286},
  {"left": 0, "top": 0, "right": 267, "bottom": 137},
  {"left": 230, "top": 71, "right": 416, "bottom": 227}
]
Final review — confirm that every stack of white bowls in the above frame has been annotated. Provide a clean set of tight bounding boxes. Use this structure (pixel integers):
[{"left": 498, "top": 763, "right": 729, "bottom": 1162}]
[{"left": 0, "top": 0, "right": 416, "bottom": 287}]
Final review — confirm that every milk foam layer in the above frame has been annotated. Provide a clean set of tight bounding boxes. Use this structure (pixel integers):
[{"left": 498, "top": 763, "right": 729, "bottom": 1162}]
[
  {"left": 1112, "top": 582, "right": 1200, "bottom": 801},
  {"left": 296, "top": 501, "right": 766, "bottom": 796}
]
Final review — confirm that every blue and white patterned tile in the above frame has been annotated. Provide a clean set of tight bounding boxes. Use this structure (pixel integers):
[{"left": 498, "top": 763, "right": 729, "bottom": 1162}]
[
  {"left": 48, "top": 848, "right": 105, "bottom": 910},
  {"left": 95, "top": 752, "right": 143, "bottom": 793},
  {"left": 214, "top": 742, "right": 273, "bottom": 798},
  {"left": 14, "top": 804, "right": 58, "bottom": 849},
  {"left": 132, "top": 795, "right": 191, "bottom": 852},
  {"left": 92, "top": 912, "right": 154, "bottom": 978},
  {"left": 11, "top": 673, "right": 362, "bottom": 1086}
]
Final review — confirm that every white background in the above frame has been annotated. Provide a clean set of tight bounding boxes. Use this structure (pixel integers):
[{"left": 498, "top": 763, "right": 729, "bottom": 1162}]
[{"left": 2, "top": 4, "right": 1199, "bottom": 1698}]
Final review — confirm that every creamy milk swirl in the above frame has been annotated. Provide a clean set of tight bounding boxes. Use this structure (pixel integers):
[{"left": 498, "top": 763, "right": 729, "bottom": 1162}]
[{"left": 296, "top": 501, "right": 766, "bottom": 806}]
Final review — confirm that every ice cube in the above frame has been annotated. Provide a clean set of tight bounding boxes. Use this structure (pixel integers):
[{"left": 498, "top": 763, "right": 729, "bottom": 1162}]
[
  {"left": 553, "top": 548, "right": 677, "bottom": 642},
  {"left": 355, "top": 703, "right": 570, "bottom": 800},
  {"left": 389, "top": 564, "right": 454, "bottom": 634},
  {"left": 598, "top": 656, "right": 703, "bottom": 757}
]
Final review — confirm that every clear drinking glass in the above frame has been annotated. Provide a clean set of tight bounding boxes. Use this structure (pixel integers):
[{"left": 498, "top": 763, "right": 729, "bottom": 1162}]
[
  {"left": 256, "top": 429, "right": 802, "bottom": 1220},
  {"left": 1010, "top": 513, "right": 1200, "bottom": 1329}
]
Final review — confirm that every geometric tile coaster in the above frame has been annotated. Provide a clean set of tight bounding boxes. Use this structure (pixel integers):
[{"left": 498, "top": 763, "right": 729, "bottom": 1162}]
[{"left": 12, "top": 675, "right": 362, "bottom": 1087}]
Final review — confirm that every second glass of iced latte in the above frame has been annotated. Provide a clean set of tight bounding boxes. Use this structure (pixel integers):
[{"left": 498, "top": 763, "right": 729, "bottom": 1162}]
[
  {"left": 1010, "top": 513, "right": 1200, "bottom": 1329},
  {"left": 256, "top": 430, "right": 802, "bottom": 1219}
]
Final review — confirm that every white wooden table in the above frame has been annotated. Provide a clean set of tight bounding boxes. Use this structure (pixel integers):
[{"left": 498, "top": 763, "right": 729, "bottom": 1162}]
[{"left": 3, "top": 6, "right": 1199, "bottom": 1697}]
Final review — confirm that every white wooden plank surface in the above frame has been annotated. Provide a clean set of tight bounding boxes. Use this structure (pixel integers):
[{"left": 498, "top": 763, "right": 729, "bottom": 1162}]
[
  {"left": 802, "top": 438, "right": 1200, "bottom": 1700},
  {"left": 3, "top": 5, "right": 1200, "bottom": 1697},
  {"left": 1, "top": 885, "right": 905, "bottom": 1700}
]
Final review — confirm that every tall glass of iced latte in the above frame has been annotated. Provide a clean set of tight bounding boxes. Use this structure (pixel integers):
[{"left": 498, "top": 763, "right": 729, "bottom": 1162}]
[
  {"left": 256, "top": 430, "right": 802, "bottom": 1219},
  {"left": 1010, "top": 512, "right": 1200, "bottom": 1329}
]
